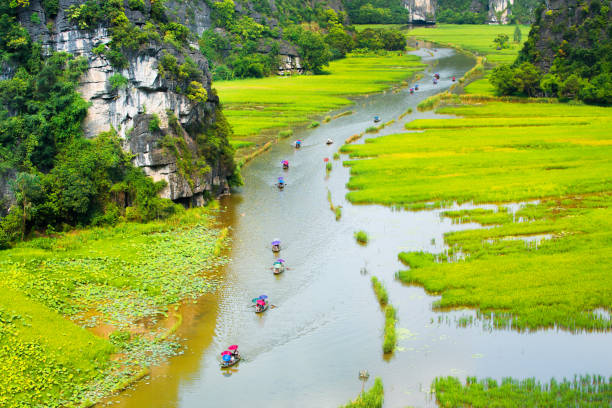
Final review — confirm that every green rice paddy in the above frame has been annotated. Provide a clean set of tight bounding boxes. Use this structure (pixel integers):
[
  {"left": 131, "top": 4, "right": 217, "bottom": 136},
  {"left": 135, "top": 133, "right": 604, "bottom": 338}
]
[
  {"left": 0, "top": 207, "right": 228, "bottom": 406},
  {"left": 433, "top": 375, "right": 612, "bottom": 407},
  {"left": 215, "top": 53, "right": 425, "bottom": 140},
  {"left": 406, "top": 24, "right": 530, "bottom": 64},
  {"left": 342, "top": 102, "right": 612, "bottom": 330}
]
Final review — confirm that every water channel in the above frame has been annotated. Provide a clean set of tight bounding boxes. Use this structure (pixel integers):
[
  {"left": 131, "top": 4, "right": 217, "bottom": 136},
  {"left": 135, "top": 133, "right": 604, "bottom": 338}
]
[{"left": 109, "top": 48, "right": 612, "bottom": 407}]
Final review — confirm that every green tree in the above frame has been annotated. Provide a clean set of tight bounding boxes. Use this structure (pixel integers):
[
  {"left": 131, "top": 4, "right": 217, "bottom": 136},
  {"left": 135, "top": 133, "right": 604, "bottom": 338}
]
[
  {"left": 513, "top": 25, "right": 522, "bottom": 43},
  {"left": 514, "top": 62, "right": 540, "bottom": 96},
  {"left": 325, "top": 26, "right": 354, "bottom": 59},
  {"left": 286, "top": 26, "right": 331, "bottom": 74},
  {"left": 212, "top": 0, "right": 235, "bottom": 29},
  {"left": 489, "top": 64, "right": 519, "bottom": 95},
  {"left": 10, "top": 172, "right": 42, "bottom": 240},
  {"left": 493, "top": 33, "right": 510, "bottom": 49}
]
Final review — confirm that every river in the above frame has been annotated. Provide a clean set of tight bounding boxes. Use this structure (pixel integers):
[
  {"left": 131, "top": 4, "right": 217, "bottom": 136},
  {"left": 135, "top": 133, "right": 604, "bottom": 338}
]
[{"left": 108, "top": 48, "right": 612, "bottom": 407}]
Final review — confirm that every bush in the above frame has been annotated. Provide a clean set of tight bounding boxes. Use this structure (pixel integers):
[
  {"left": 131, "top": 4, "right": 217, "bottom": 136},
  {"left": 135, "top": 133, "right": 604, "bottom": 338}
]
[
  {"left": 149, "top": 114, "right": 161, "bottom": 132},
  {"left": 354, "top": 230, "right": 368, "bottom": 244},
  {"left": 108, "top": 73, "right": 128, "bottom": 90}
]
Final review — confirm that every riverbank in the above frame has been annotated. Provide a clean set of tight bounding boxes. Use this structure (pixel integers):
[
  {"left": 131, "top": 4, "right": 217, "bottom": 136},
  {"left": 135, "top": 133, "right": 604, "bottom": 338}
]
[
  {"left": 0, "top": 206, "right": 229, "bottom": 407},
  {"left": 215, "top": 51, "right": 425, "bottom": 161}
]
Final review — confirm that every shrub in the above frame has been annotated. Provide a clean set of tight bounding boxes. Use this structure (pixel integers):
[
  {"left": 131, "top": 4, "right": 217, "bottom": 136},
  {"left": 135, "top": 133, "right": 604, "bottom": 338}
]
[
  {"left": 149, "top": 114, "right": 161, "bottom": 132},
  {"left": 354, "top": 230, "right": 368, "bottom": 244},
  {"left": 308, "top": 121, "right": 320, "bottom": 128},
  {"left": 108, "top": 73, "right": 128, "bottom": 90}
]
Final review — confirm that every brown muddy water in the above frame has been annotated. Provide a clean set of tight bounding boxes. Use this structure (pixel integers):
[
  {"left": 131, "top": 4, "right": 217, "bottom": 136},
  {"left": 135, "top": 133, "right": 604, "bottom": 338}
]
[{"left": 106, "top": 49, "right": 612, "bottom": 407}]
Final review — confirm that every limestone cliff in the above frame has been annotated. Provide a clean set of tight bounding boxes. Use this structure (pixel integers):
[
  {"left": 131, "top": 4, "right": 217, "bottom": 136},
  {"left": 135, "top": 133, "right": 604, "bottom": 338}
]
[
  {"left": 404, "top": 0, "right": 437, "bottom": 24},
  {"left": 11, "top": 0, "right": 231, "bottom": 206},
  {"left": 488, "top": 0, "right": 514, "bottom": 23}
]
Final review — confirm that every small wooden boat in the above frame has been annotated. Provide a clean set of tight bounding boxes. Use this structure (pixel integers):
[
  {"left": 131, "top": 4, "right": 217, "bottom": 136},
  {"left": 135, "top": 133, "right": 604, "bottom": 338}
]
[
  {"left": 271, "top": 241, "right": 281, "bottom": 252},
  {"left": 220, "top": 355, "right": 241, "bottom": 368},
  {"left": 273, "top": 262, "right": 285, "bottom": 274},
  {"left": 326, "top": 139, "right": 333, "bottom": 145},
  {"left": 282, "top": 161, "right": 289, "bottom": 169},
  {"left": 276, "top": 182, "right": 285, "bottom": 190},
  {"left": 373, "top": 116, "right": 381, "bottom": 123},
  {"left": 255, "top": 301, "right": 269, "bottom": 313},
  {"left": 414, "top": 84, "right": 419, "bottom": 90}
]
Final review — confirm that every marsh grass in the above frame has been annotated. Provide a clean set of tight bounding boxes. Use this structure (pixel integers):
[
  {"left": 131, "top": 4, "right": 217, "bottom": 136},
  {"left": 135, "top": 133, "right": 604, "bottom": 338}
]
[
  {"left": 433, "top": 375, "right": 612, "bottom": 407},
  {"left": 333, "top": 152, "right": 340, "bottom": 160},
  {"left": 327, "top": 190, "right": 342, "bottom": 221},
  {"left": 365, "top": 126, "right": 379, "bottom": 133},
  {"left": 343, "top": 101, "right": 612, "bottom": 331},
  {"left": 371, "top": 276, "right": 389, "bottom": 305},
  {"left": 383, "top": 305, "right": 397, "bottom": 353},
  {"left": 345, "top": 133, "right": 363, "bottom": 144},
  {"left": 309, "top": 121, "right": 320, "bottom": 128},
  {"left": 333, "top": 110, "right": 353, "bottom": 119},
  {"left": 398, "top": 107, "right": 412, "bottom": 119},
  {"left": 354, "top": 230, "right": 369, "bottom": 244},
  {"left": 229, "top": 140, "right": 255, "bottom": 150},
  {"left": 341, "top": 377, "right": 384, "bottom": 408},
  {"left": 278, "top": 129, "right": 293, "bottom": 138},
  {"left": 326, "top": 161, "right": 332, "bottom": 171}
]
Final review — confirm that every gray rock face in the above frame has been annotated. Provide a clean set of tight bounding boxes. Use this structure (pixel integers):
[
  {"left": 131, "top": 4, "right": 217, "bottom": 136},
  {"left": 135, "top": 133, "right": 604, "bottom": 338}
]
[
  {"left": 7, "top": 0, "right": 229, "bottom": 206},
  {"left": 488, "top": 0, "right": 514, "bottom": 24},
  {"left": 404, "top": 0, "right": 437, "bottom": 24}
]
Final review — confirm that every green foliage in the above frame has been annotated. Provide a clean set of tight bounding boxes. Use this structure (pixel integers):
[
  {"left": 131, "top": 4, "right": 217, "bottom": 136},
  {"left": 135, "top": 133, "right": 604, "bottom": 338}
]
[
  {"left": 355, "top": 28, "right": 406, "bottom": 51},
  {"left": 341, "top": 378, "right": 384, "bottom": 408},
  {"left": 186, "top": 81, "right": 208, "bottom": 103},
  {"left": 127, "top": 0, "right": 145, "bottom": 12},
  {"left": 354, "top": 230, "right": 368, "bottom": 244},
  {"left": 29, "top": 11, "right": 40, "bottom": 25},
  {"left": 149, "top": 114, "right": 161, "bottom": 132},
  {"left": 285, "top": 25, "right": 332, "bottom": 74},
  {"left": 345, "top": 0, "right": 408, "bottom": 24},
  {"left": 398, "top": 251, "right": 435, "bottom": 269},
  {"left": 493, "top": 33, "right": 510, "bottom": 49},
  {"left": 382, "top": 305, "right": 397, "bottom": 353},
  {"left": 308, "top": 121, "right": 320, "bottom": 128},
  {"left": 513, "top": 25, "right": 522, "bottom": 43},
  {"left": 211, "top": 0, "right": 235, "bottom": 29},
  {"left": 371, "top": 276, "right": 388, "bottom": 305},
  {"left": 489, "top": 62, "right": 541, "bottom": 97},
  {"left": 433, "top": 375, "right": 612, "bottom": 407},
  {"left": 42, "top": 0, "right": 59, "bottom": 16},
  {"left": 108, "top": 73, "right": 128, "bottom": 90}
]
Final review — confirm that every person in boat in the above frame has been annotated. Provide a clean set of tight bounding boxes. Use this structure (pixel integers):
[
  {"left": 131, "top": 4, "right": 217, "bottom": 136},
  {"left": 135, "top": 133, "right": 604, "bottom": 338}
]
[
  {"left": 231, "top": 346, "right": 239, "bottom": 359},
  {"left": 409, "top": 88, "right": 414, "bottom": 94},
  {"left": 452, "top": 76, "right": 456, "bottom": 82},
  {"left": 272, "top": 240, "right": 281, "bottom": 252},
  {"left": 277, "top": 177, "right": 285, "bottom": 188},
  {"left": 415, "top": 84, "right": 419, "bottom": 90},
  {"left": 295, "top": 140, "right": 302, "bottom": 148},
  {"left": 282, "top": 160, "right": 289, "bottom": 169}
]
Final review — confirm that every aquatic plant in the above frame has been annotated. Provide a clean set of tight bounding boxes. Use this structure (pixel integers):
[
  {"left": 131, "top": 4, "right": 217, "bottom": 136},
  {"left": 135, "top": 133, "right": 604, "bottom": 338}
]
[
  {"left": 371, "top": 276, "right": 388, "bottom": 305},
  {"left": 324, "top": 115, "right": 331, "bottom": 123},
  {"left": 335, "top": 207, "right": 342, "bottom": 221},
  {"left": 309, "top": 121, "right": 320, "bottom": 128},
  {"left": 344, "top": 133, "right": 363, "bottom": 144},
  {"left": 333, "top": 110, "right": 353, "bottom": 119},
  {"left": 333, "top": 152, "right": 340, "bottom": 160},
  {"left": 383, "top": 305, "right": 397, "bottom": 353},
  {"left": 365, "top": 126, "right": 378, "bottom": 133},
  {"left": 341, "top": 377, "right": 384, "bottom": 408},
  {"left": 354, "top": 230, "right": 369, "bottom": 244},
  {"left": 278, "top": 129, "right": 293, "bottom": 138},
  {"left": 433, "top": 375, "right": 612, "bottom": 407},
  {"left": 398, "top": 107, "right": 412, "bottom": 119},
  {"left": 326, "top": 162, "right": 333, "bottom": 171}
]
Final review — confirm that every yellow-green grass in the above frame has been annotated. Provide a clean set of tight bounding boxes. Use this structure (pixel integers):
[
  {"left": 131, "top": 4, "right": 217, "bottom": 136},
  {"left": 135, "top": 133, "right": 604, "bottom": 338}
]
[
  {"left": 371, "top": 276, "right": 389, "bottom": 305},
  {"left": 342, "top": 102, "right": 612, "bottom": 330},
  {"left": 433, "top": 375, "right": 612, "bottom": 408},
  {"left": 340, "top": 377, "right": 384, "bottom": 408},
  {"left": 464, "top": 73, "right": 496, "bottom": 95},
  {"left": 406, "top": 24, "right": 530, "bottom": 64},
  {"left": 353, "top": 23, "right": 407, "bottom": 32},
  {"left": 216, "top": 53, "right": 425, "bottom": 139},
  {"left": 383, "top": 305, "right": 397, "bottom": 353},
  {"left": 0, "top": 207, "right": 227, "bottom": 406}
]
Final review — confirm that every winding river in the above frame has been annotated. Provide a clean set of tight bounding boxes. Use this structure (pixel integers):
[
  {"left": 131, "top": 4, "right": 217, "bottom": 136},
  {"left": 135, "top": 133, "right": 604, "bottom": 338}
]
[{"left": 109, "top": 48, "right": 612, "bottom": 407}]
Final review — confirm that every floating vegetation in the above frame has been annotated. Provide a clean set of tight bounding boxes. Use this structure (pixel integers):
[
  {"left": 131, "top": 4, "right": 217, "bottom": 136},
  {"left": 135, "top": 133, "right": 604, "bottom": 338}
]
[
  {"left": 433, "top": 375, "right": 612, "bottom": 407},
  {"left": 371, "top": 276, "right": 389, "bottom": 305},
  {"left": 441, "top": 208, "right": 512, "bottom": 225},
  {"left": 341, "top": 377, "right": 384, "bottom": 408},
  {"left": 327, "top": 190, "right": 342, "bottom": 221},
  {"left": 324, "top": 115, "right": 331, "bottom": 123},
  {"left": 326, "top": 161, "right": 333, "bottom": 171},
  {"left": 383, "top": 305, "right": 397, "bottom": 353},
  {"left": 398, "top": 107, "right": 412, "bottom": 119},
  {"left": 333, "top": 152, "right": 340, "bottom": 160},
  {"left": 344, "top": 133, "right": 363, "bottom": 144},
  {"left": 309, "top": 121, "right": 320, "bottom": 128},
  {"left": 333, "top": 110, "right": 353, "bottom": 119},
  {"left": 365, "top": 126, "right": 379, "bottom": 133},
  {"left": 354, "top": 230, "right": 369, "bottom": 244},
  {"left": 278, "top": 129, "right": 293, "bottom": 138}
]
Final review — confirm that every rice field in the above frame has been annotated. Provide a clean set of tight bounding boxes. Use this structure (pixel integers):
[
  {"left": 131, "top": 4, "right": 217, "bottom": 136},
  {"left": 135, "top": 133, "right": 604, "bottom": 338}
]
[
  {"left": 406, "top": 24, "right": 530, "bottom": 64},
  {"left": 341, "top": 101, "right": 612, "bottom": 331},
  {"left": 0, "top": 207, "right": 228, "bottom": 406},
  {"left": 215, "top": 53, "right": 425, "bottom": 140},
  {"left": 433, "top": 375, "right": 612, "bottom": 407}
]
